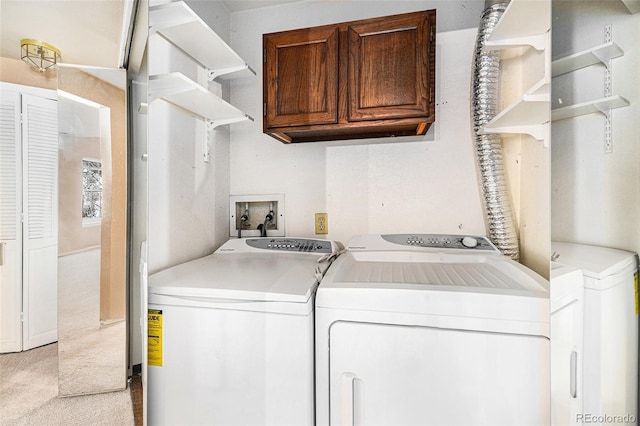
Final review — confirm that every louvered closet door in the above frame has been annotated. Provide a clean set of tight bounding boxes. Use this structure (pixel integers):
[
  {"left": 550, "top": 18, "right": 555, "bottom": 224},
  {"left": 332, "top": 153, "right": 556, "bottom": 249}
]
[
  {"left": 21, "top": 94, "right": 58, "bottom": 350},
  {"left": 0, "top": 89, "right": 23, "bottom": 353}
]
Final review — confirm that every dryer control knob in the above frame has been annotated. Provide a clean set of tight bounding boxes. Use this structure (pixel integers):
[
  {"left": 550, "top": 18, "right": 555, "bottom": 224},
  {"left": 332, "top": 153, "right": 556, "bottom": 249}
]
[{"left": 461, "top": 236, "right": 478, "bottom": 248}]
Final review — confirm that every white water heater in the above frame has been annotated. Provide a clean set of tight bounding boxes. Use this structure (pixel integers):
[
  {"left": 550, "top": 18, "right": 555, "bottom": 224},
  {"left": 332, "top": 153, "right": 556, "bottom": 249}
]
[{"left": 551, "top": 242, "right": 638, "bottom": 426}]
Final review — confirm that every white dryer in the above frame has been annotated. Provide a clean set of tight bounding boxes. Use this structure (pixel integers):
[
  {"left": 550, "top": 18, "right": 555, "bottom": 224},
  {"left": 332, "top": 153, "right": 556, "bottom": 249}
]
[
  {"left": 147, "top": 237, "right": 342, "bottom": 426},
  {"left": 315, "top": 234, "right": 550, "bottom": 426},
  {"left": 551, "top": 242, "right": 638, "bottom": 426}
]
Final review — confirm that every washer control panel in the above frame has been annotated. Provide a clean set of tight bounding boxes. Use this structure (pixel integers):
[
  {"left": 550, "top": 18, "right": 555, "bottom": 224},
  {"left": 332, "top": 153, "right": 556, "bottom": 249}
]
[
  {"left": 381, "top": 234, "right": 496, "bottom": 250},
  {"left": 246, "top": 238, "right": 334, "bottom": 253}
]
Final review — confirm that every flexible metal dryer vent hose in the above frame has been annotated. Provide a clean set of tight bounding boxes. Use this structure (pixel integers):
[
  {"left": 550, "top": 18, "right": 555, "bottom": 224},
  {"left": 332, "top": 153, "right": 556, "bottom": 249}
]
[{"left": 471, "top": 2, "right": 520, "bottom": 261}]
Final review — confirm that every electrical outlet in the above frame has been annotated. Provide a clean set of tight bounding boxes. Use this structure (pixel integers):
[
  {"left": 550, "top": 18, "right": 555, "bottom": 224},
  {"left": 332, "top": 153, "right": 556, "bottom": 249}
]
[{"left": 315, "top": 213, "right": 328, "bottom": 235}]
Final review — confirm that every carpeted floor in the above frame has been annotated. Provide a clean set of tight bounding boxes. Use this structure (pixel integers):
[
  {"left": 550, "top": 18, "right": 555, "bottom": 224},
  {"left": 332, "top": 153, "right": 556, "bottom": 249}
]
[
  {"left": 0, "top": 343, "right": 59, "bottom": 423},
  {"left": 1, "top": 248, "right": 141, "bottom": 425},
  {"left": 0, "top": 343, "right": 137, "bottom": 426},
  {"left": 58, "top": 249, "right": 127, "bottom": 396}
]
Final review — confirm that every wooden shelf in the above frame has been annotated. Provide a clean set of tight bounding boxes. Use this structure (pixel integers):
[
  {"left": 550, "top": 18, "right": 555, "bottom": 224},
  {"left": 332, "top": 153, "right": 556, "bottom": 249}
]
[
  {"left": 552, "top": 41, "right": 623, "bottom": 77},
  {"left": 149, "top": 73, "right": 252, "bottom": 127},
  {"left": 483, "top": 78, "right": 550, "bottom": 140},
  {"left": 551, "top": 95, "right": 630, "bottom": 122},
  {"left": 149, "top": 1, "right": 255, "bottom": 79},
  {"left": 485, "top": 0, "right": 550, "bottom": 50}
]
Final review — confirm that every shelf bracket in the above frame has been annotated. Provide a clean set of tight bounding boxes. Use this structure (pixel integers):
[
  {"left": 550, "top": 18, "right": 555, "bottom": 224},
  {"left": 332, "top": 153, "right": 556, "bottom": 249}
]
[
  {"left": 602, "top": 25, "right": 613, "bottom": 153},
  {"left": 206, "top": 114, "right": 254, "bottom": 131},
  {"left": 481, "top": 124, "right": 547, "bottom": 142},
  {"left": 207, "top": 64, "right": 251, "bottom": 81},
  {"left": 203, "top": 115, "right": 254, "bottom": 162},
  {"left": 604, "top": 114, "right": 613, "bottom": 153},
  {"left": 203, "top": 128, "right": 210, "bottom": 163},
  {"left": 484, "top": 32, "right": 548, "bottom": 52},
  {"left": 594, "top": 102, "right": 613, "bottom": 153},
  {"left": 603, "top": 25, "right": 613, "bottom": 97}
]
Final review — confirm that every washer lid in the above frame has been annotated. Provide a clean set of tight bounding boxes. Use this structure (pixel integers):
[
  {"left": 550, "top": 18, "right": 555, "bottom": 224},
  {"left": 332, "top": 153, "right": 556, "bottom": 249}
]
[
  {"left": 551, "top": 241, "right": 637, "bottom": 280},
  {"left": 316, "top": 248, "right": 548, "bottom": 324},
  {"left": 321, "top": 250, "right": 548, "bottom": 294},
  {"left": 149, "top": 252, "right": 327, "bottom": 303}
]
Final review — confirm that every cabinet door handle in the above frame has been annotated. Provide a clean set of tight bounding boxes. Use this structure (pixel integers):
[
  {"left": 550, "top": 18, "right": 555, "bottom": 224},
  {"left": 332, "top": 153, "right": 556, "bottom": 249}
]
[
  {"left": 0, "top": 242, "right": 4, "bottom": 267},
  {"left": 570, "top": 350, "right": 578, "bottom": 398}
]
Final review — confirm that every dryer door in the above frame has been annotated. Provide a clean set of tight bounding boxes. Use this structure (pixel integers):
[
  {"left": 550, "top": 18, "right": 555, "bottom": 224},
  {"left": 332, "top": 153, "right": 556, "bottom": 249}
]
[{"left": 329, "top": 321, "right": 549, "bottom": 425}]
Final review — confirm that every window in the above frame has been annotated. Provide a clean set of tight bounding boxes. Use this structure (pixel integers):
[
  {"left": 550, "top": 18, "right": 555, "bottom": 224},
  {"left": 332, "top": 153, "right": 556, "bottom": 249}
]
[{"left": 82, "top": 159, "right": 102, "bottom": 224}]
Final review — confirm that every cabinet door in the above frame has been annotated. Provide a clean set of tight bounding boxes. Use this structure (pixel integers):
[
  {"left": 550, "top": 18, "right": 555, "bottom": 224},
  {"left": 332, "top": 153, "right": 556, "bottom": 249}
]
[
  {"left": 264, "top": 26, "right": 339, "bottom": 128},
  {"left": 347, "top": 11, "right": 435, "bottom": 122}
]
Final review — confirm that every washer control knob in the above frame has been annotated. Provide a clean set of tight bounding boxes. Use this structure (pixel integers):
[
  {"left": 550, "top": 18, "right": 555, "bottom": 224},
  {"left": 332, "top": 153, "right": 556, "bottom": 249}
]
[{"left": 461, "top": 236, "right": 478, "bottom": 248}]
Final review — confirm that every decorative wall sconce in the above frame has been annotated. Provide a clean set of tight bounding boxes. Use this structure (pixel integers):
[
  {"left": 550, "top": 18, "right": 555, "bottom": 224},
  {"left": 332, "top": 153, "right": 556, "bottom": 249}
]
[{"left": 20, "top": 39, "right": 61, "bottom": 72}]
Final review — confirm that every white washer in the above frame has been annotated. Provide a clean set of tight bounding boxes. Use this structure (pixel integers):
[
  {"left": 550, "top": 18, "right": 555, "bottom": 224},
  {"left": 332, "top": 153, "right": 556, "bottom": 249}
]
[
  {"left": 315, "top": 234, "right": 550, "bottom": 426},
  {"left": 551, "top": 242, "right": 638, "bottom": 426},
  {"left": 148, "top": 237, "right": 342, "bottom": 426}
]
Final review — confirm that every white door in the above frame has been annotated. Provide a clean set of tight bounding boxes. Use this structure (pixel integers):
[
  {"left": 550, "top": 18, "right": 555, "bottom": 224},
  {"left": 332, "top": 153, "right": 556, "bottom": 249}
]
[
  {"left": 551, "top": 292, "right": 584, "bottom": 425},
  {"left": 329, "top": 321, "right": 550, "bottom": 426},
  {"left": 21, "top": 94, "right": 58, "bottom": 350},
  {"left": 0, "top": 90, "right": 23, "bottom": 353}
]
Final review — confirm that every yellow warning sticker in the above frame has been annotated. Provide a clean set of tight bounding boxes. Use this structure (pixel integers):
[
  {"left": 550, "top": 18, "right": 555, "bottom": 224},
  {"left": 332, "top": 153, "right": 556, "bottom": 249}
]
[
  {"left": 148, "top": 309, "right": 163, "bottom": 367},
  {"left": 634, "top": 272, "right": 638, "bottom": 316}
]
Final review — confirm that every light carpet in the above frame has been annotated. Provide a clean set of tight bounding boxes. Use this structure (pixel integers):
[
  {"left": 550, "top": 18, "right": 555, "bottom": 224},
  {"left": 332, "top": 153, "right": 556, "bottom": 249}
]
[{"left": 0, "top": 343, "right": 134, "bottom": 426}]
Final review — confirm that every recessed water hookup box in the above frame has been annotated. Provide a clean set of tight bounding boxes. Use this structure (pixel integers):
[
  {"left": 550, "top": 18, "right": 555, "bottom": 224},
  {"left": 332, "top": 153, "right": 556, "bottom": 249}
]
[{"left": 230, "top": 194, "right": 285, "bottom": 238}]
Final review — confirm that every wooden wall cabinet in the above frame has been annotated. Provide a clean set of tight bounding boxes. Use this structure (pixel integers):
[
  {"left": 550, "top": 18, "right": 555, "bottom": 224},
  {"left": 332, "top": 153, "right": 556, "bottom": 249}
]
[{"left": 263, "top": 10, "right": 436, "bottom": 143}]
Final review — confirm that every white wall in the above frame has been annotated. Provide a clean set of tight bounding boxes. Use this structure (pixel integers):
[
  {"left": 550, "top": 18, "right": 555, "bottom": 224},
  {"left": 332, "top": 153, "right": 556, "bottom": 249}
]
[
  {"left": 551, "top": 1, "right": 640, "bottom": 255},
  {"left": 147, "top": 0, "right": 552, "bottom": 277},
  {"left": 228, "top": 1, "right": 489, "bottom": 248},
  {"left": 147, "top": 0, "right": 232, "bottom": 274}
]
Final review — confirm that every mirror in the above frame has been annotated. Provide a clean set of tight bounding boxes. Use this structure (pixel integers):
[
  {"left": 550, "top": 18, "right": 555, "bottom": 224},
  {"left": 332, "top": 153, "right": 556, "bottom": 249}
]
[{"left": 57, "top": 64, "right": 127, "bottom": 396}]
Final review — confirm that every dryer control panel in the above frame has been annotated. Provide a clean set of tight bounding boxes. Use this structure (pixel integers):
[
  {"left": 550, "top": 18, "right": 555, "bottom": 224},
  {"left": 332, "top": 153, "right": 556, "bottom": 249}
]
[
  {"left": 247, "top": 238, "right": 334, "bottom": 253},
  {"left": 381, "top": 234, "right": 496, "bottom": 250}
]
